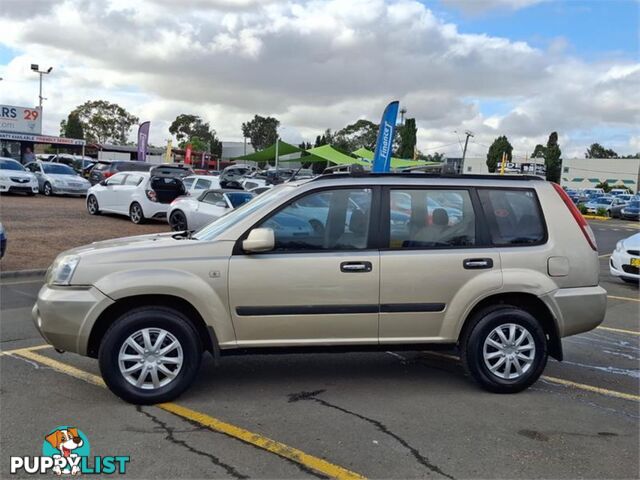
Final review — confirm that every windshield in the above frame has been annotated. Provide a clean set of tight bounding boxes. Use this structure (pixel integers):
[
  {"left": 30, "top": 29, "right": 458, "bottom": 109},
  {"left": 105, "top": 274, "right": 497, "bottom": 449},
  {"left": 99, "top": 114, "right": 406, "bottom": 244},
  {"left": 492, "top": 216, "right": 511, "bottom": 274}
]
[
  {"left": 0, "top": 159, "right": 25, "bottom": 171},
  {"left": 627, "top": 201, "right": 640, "bottom": 209},
  {"left": 595, "top": 198, "right": 612, "bottom": 205},
  {"left": 42, "top": 163, "right": 76, "bottom": 175},
  {"left": 194, "top": 184, "right": 293, "bottom": 240}
]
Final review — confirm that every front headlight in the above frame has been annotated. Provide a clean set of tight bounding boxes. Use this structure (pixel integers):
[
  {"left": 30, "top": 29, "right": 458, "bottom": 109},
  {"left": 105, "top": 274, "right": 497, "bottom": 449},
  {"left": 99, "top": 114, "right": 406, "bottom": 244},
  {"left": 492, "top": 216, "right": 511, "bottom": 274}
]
[
  {"left": 48, "top": 255, "right": 80, "bottom": 285},
  {"left": 0, "top": 175, "right": 8, "bottom": 181}
]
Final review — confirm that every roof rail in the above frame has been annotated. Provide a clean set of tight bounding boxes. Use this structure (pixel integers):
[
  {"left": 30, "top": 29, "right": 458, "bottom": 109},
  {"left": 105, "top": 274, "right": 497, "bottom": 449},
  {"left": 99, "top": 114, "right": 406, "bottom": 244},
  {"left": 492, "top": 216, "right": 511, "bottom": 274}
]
[{"left": 311, "top": 170, "right": 544, "bottom": 182}]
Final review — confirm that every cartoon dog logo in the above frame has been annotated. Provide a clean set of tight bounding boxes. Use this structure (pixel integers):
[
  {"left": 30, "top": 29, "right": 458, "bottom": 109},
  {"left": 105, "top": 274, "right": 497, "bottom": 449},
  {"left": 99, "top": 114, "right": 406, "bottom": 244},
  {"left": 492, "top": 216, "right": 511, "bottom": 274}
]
[{"left": 44, "top": 427, "right": 84, "bottom": 475}]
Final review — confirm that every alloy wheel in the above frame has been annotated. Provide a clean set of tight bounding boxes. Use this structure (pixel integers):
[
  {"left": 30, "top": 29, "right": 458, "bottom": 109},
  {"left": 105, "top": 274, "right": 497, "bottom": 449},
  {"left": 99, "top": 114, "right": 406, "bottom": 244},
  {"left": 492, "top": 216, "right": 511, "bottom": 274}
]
[
  {"left": 118, "top": 328, "right": 183, "bottom": 390},
  {"left": 130, "top": 204, "right": 142, "bottom": 223},
  {"left": 170, "top": 211, "right": 188, "bottom": 231},
  {"left": 88, "top": 196, "right": 98, "bottom": 214},
  {"left": 482, "top": 323, "right": 536, "bottom": 380}
]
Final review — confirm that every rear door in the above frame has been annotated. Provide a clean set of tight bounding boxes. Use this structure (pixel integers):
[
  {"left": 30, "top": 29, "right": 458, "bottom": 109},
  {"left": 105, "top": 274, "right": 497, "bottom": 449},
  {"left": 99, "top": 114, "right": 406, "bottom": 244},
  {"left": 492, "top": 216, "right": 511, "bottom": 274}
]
[
  {"left": 228, "top": 186, "right": 380, "bottom": 345},
  {"left": 379, "top": 187, "right": 501, "bottom": 343}
]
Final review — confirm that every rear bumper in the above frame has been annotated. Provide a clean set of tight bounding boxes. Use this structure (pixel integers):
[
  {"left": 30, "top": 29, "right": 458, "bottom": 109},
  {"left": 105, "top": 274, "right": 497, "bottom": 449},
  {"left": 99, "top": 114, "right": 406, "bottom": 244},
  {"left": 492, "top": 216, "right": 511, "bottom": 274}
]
[{"left": 542, "top": 286, "right": 607, "bottom": 337}]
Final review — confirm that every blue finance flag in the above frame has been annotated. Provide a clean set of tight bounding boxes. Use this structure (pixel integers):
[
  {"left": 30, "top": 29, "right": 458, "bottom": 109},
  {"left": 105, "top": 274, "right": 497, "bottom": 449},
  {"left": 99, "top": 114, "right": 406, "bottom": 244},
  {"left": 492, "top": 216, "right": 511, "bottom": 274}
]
[{"left": 372, "top": 101, "right": 399, "bottom": 172}]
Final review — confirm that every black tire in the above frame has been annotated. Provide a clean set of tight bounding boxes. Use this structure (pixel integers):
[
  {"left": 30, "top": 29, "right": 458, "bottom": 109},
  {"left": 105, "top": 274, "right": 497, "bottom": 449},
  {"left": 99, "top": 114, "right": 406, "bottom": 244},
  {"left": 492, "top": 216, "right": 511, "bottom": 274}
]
[
  {"left": 169, "top": 210, "right": 188, "bottom": 231},
  {"left": 129, "top": 202, "right": 145, "bottom": 224},
  {"left": 98, "top": 306, "right": 203, "bottom": 404},
  {"left": 87, "top": 195, "right": 101, "bottom": 215},
  {"left": 461, "top": 305, "right": 548, "bottom": 394},
  {"left": 43, "top": 182, "right": 53, "bottom": 196}
]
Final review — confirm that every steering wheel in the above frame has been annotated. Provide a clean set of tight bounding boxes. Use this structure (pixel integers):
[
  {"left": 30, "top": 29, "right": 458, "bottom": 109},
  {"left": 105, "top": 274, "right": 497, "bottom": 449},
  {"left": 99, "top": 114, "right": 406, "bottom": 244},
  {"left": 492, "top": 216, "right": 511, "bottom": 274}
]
[{"left": 308, "top": 219, "right": 325, "bottom": 235}]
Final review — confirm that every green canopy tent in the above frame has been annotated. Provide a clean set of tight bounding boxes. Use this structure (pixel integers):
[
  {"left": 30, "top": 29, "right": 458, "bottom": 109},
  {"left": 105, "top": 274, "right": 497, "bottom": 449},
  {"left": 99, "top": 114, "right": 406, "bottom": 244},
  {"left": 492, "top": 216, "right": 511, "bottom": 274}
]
[
  {"left": 276, "top": 144, "right": 370, "bottom": 166},
  {"left": 232, "top": 139, "right": 302, "bottom": 163},
  {"left": 352, "top": 147, "right": 438, "bottom": 169}
]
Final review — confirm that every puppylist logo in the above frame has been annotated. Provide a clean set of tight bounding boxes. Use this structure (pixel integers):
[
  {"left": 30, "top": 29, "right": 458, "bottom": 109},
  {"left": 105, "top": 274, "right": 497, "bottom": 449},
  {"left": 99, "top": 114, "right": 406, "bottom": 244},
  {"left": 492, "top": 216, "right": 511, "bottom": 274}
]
[{"left": 10, "top": 426, "right": 130, "bottom": 475}]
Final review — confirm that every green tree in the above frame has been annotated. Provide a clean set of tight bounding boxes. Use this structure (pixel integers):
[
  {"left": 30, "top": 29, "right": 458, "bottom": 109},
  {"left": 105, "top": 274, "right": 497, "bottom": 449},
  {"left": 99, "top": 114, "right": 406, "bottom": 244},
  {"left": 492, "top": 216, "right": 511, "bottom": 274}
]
[
  {"left": 333, "top": 120, "right": 378, "bottom": 152},
  {"left": 486, "top": 136, "right": 513, "bottom": 173},
  {"left": 241, "top": 115, "right": 280, "bottom": 151},
  {"left": 531, "top": 144, "right": 546, "bottom": 159},
  {"left": 545, "top": 131, "right": 562, "bottom": 182},
  {"left": 67, "top": 100, "right": 138, "bottom": 144},
  {"left": 585, "top": 143, "right": 618, "bottom": 158},
  {"left": 169, "top": 114, "right": 222, "bottom": 155},
  {"left": 595, "top": 181, "right": 611, "bottom": 193},
  {"left": 397, "top": 118, "right": 417, "bottom": 159},
  {"left": 59, "top": 112, "right": 84, "bottom": 139}
]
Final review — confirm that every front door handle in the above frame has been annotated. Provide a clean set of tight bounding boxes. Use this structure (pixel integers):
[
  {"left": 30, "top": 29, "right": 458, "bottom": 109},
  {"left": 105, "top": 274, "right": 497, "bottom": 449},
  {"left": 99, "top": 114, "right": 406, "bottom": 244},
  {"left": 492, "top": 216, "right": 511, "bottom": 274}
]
[
  {"left": 340, "top": 261, "right": 372, "bottom": 273},
  {"left": 463, "top": 258, "right": 494, "bottom": 269}
]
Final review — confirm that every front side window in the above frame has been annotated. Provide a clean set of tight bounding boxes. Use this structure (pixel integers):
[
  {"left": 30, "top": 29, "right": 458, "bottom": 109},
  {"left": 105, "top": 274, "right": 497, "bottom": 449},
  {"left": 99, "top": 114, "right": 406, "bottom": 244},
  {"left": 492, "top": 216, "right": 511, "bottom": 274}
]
[
  {"left": 478, "top": 189, "right": 545, "bottom": 246},
  {"left": 389, "top": 189, "right": 476, "bottom": 248},
  {"left": 182, "top": 177, "right": 195, "bottom": 189},
  {"left": 106, "top": 173, "right": 126, "bottom": 186},
  {"left": 259, "top": 188, "right": 372, "bottom": 251},
  {"left": 195, "top": 179, "right": 211, "bottom": 190}
]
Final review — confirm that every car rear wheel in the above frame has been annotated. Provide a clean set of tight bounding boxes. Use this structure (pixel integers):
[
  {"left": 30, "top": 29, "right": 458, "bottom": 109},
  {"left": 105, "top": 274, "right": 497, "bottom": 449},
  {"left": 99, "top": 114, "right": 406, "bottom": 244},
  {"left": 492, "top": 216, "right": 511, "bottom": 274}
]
[
  {"left": 129, "top": 202, "right": 145, "bottom": 224},
  {"left": 461, "top": 306, "right": 548, "bottom": 393},
  {"left": 98, "top": 306, "right": 202, "bottom": 404},
  {"left": 87, "top": 195, "right": 101, "bottom": 215},
  {"left": 43, "top": 182, "right": 53, "bottom": 196},
  {"left": 169, "top": 210, "right": 188, "bottom": 231}
]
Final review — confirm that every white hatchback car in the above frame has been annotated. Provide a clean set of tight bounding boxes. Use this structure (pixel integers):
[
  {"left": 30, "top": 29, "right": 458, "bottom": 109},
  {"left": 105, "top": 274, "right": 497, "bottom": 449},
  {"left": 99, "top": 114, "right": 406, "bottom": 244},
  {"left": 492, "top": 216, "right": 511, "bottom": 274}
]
[
  {"left": 87, "top": 171, "right": 186, "bottom": 224},
  {"left": 167, "top": 189, "right": 255, "bottom": 231},
  {"left": 610, "top": 233, "right": 640, "bottom": 284}
]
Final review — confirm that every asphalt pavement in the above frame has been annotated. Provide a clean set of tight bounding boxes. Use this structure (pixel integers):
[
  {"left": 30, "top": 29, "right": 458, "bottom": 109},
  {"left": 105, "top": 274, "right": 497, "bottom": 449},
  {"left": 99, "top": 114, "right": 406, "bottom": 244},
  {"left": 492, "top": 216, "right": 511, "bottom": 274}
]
[{"left": 1, "top": 219, "right": 638, "bottom": 479}]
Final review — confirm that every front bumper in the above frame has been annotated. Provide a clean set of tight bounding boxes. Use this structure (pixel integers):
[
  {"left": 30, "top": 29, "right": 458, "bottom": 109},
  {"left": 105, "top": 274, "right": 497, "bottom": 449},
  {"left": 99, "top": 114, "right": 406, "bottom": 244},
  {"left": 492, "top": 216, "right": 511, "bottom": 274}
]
[
  {"left": 610, "top": 251, "right": 640, "bottom": 280},
  {"left": 32, "top": 284, "right": 114, "bottom": 355},
  {"left": 51, "top": 184, "right": 89, "bottom": 195},
  {"left": 0, "top": 181, "right": 38, "bottom": 193},
  {"left": 542, "top": 285, "right": 607, "bottom": 337}
]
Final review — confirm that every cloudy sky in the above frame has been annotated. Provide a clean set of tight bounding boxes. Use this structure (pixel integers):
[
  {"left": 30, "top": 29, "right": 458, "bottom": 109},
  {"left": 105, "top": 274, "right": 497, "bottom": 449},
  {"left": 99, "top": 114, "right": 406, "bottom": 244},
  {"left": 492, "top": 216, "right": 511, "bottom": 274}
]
[{"left": 1, "top": 0, "right": 638, "bottom": 158}]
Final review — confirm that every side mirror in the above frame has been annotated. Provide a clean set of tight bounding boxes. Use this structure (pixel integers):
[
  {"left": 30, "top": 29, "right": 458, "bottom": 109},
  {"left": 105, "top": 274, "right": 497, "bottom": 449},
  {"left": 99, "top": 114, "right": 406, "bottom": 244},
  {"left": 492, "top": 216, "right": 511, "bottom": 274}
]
[
  {"left": 242, "top": 228, "right": 275, "bottom": 253},
  {"left": 99, "top": 180, "right": 108, "bottom": 186}
]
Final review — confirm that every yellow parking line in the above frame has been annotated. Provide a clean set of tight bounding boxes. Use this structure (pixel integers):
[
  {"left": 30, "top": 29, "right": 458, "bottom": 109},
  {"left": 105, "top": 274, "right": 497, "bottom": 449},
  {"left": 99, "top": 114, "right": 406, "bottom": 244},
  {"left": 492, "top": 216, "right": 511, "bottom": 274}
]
[
  {"left": 9, "top": 349, "right": 366, "bottom": 480},
  {"left": 597, "top": 326, "right": 640, "bottom": 336},
  {"left": 598, "top": 254, "right": 611, "bottom": 258},
  {"left": 0, "top": 344, "right": 51, "bottom": 356},
  {"left": 541, "top": 376, "right": 640, "bottom": 402},
  {"left": 420, "top": 351, "right": 639, "bottom": 402},
  {"left": 608, "top": 295, "right": 640, "bottom": 303}
]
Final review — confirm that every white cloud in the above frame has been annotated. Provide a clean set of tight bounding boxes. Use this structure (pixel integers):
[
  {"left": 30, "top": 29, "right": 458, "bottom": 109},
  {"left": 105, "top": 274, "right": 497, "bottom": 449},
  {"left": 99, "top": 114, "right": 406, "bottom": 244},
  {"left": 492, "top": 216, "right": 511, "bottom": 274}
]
[
  {"left": 440, "top": 0, "right": 546, "bottom": 14},
  {"left": 0, "top": 0, "right": 637, "bottom": 157}
]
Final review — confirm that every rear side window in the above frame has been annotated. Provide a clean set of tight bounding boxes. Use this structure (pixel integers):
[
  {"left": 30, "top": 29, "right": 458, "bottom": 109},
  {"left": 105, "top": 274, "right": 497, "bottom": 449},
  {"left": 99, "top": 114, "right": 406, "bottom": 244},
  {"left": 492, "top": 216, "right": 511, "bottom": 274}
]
[
  {"left": 195, "top": 179, "right": 212, "bottom": 190},
  {"left": 124, "top": 175, "right": 143, "bottom": 186},
  {"left": 477, "top": 189, "right": 545, "bottom": 246},
  {"left": 116, "top": 162, "right": 151, "bottom": 172}
]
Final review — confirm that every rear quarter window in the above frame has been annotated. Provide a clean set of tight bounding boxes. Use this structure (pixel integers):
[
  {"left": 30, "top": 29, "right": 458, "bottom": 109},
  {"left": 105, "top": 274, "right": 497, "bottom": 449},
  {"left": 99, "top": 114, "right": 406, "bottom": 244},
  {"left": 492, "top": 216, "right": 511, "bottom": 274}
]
[{"left": 477, "top": 188, "right": 546, "bottom": 246}]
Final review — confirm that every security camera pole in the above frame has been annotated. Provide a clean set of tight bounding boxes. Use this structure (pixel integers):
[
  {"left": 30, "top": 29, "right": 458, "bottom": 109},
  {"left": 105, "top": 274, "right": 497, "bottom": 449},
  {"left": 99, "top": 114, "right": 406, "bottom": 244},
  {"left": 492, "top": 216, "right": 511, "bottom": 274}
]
[{"left": 31, "top": 64, "right": 53, "bottom": 119}]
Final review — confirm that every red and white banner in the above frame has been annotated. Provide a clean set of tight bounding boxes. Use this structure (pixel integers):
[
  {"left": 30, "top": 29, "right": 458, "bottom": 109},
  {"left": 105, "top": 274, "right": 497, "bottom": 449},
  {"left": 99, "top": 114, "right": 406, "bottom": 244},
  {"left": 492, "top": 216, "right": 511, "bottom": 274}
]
[{"left": 184, "top": 144, "right": 192, "bottom": 164}]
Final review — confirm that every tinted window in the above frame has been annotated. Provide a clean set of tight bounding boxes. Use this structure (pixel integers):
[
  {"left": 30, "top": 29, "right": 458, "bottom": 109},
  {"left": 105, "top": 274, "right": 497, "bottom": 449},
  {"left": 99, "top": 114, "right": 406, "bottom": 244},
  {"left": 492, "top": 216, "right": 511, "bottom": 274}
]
[
  {"left": 0, "top": 159, "right": 25, "bottom": 171},
  {"left": 182, "top": 177, "right": 195, "bottom": 189},
  {"left": 226, "top": 192, "right": 254, "bottom": 208},
  {"left": 259, "top": 188, "right": 372, "bottom": 251},
  {"left": 106, "top": 173, "right": 126, "bottom": 185},
  {"left": 478, "top": 189, "right": 545, "bottom": 246},
  {"left": 116, "top": 162, "right": 152, "bottom": 172},
  {"left": 124, "top": 175, "right": 143, "bottom": 186},
  {"left": 42, "top": 163, "right": 75, "bottom": 175},
  {"left": 389, "top": 189, "right": 476, "bottom": 248},
  {"left": 202, "top": 192, "right": 225, "bottom": 205},
  {"left": 195, "top": 179, "right": 212, "bottom": 190}
]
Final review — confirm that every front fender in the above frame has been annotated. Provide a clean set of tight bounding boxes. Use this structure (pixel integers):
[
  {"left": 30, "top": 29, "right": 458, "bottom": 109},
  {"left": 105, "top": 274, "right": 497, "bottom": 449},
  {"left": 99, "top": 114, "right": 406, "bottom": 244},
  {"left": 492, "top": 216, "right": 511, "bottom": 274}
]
[{"left": 90, "top": 268, "right": 236, "bottom": 346}]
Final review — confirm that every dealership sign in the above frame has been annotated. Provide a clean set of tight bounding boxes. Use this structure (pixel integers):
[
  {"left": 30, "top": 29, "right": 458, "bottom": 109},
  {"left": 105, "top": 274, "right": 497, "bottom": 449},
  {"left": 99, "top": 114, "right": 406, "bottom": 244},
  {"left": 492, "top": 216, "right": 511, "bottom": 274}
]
[
  {"left": 0, "top": 131, "right": 86, "bottom": 146},
  {"left": 0, "top": 104, "right": 43, "bottom": 134}
]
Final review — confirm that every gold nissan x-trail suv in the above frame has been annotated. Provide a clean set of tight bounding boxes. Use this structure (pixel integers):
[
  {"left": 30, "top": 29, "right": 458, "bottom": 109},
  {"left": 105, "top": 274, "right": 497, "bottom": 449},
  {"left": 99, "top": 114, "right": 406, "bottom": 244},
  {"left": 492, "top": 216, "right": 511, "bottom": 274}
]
[{"left": 34, "top": 173, "right": 607, "bottom": 404}]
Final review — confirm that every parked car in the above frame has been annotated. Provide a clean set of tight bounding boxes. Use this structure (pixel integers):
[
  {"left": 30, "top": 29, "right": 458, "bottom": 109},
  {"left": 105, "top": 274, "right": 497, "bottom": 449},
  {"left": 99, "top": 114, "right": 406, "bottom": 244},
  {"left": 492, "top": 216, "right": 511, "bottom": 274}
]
[
  {"left": 610, "top": 188, "right": 631, "bottom": 196},
  {"left": 33, "top": 173, "right": 607, "bottom": 404},
  {"left": 50, "top": 154, "right": 96, "bottom": 176},
  {"left": 87, "top": 171, "right": 186, "bottom": 224},
  {"left": 88, "top": 160, "right": 153, "bottom": 185},
  {"left": 181, "top": 175, "right": 221, "bottom": 197},
  {"left": 24, "top": 161, "right": 91, "bottom": 196},
  {"left": 168, "top": 189, "right": 255, "bottom": 231},
  {"left": 619, "top": 200, "right": 640, "bottom": 221},
  {"left": 610, "top": 233, "right": 640, "bottom": 284},
  {"left": 584, "top": 196, "right": 627, "bottom": 215},
  {"left": 150, "top": 164, "right": 194, "bottom": 178},
  {"left": 220, "top": 164, "right": 258, "bottom": 184},
  {"left": 610, "top": 195, "right": 634, "bottom": 218},
  {"left": 0, "top": 157, "right": 39, "bottom": 195},
  {"left": 0, "top": 222, "right": 6, "bottom": 258}
]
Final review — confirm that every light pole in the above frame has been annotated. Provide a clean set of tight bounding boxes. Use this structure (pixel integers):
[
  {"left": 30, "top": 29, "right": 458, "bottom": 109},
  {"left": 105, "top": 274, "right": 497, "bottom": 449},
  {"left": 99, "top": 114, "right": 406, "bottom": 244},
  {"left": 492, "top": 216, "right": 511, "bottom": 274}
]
[
  {"left": 30, "top": 64, "right": 53, "bottom": 116},
  {"left": 460, "top": 130, "right": 474, "bottom": 173}
]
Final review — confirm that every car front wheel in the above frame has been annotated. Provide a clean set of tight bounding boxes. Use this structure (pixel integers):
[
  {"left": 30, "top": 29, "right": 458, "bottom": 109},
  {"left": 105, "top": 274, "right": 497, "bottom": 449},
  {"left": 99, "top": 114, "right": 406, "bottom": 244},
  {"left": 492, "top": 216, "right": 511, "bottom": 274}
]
[
  {"left": 43, "top": 182, "right": 53, "bottom": 196},
  {"left": 129, "top": 202, "right": 145, "bottom": 224},
  {"left": 461, "top": 306, "right": 548, "bottom": 393},
  {"left": 98, "top": 306, "right": 203, "bottom": 404},
  {"left": 87, "top": 195, "right": 101, "bottom": 215}
]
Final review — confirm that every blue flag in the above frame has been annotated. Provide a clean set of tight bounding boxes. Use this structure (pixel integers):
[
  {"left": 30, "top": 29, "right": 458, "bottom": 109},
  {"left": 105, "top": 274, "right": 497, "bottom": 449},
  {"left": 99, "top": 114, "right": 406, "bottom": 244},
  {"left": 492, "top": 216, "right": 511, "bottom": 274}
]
[{"left": 372, "top": 101, "right": 399, "bottom": 172}]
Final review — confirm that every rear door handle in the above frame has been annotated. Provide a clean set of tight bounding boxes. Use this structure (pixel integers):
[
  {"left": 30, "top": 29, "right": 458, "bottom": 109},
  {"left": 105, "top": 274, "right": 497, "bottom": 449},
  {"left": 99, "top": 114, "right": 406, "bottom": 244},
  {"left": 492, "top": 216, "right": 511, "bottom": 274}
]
[
  {"left": 340, "top": 261, "right": 372, "bottom": 273},
  {"left": 463, "top": 258, "right": 493, "bottom": 269}
]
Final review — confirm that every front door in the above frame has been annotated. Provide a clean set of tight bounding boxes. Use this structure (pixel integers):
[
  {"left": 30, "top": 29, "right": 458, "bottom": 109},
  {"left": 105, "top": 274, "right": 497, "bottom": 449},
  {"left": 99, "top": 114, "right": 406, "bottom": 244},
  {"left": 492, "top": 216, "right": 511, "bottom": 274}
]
[
  {"left": 228, "top": 186, "right": 380, "bottom": 346},
  {"left": 379, "top": 187, "right": 502, "bottom": 343}
]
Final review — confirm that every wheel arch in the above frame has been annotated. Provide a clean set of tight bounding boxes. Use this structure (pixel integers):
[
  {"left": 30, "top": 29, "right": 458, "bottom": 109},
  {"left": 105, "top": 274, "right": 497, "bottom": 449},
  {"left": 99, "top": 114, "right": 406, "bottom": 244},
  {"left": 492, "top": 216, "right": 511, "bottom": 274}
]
[
  {"left": 458, "top": 292, "right": 563, "bottom": 361},
  {"left": 87, "top": 294, "right": 218, "bottom": 359}
]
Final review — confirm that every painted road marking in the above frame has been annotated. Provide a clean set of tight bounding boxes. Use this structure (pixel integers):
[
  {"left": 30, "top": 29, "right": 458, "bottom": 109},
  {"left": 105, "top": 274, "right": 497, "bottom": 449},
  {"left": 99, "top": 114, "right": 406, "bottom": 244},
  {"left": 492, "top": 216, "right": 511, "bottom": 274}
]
[
  {"left": 6, "top": 348, "right": 366, "bottom": 480},
  {"left": 598, "top": 254, "right": 611, "bottom": 258},
  {"left": 420, "top": 351, "right": 639, "bottom": 402},
  {"left": 597, "top": 326, "right": 640, "bottom": 336},
  {"left": 608, "top": 295, "right": 640, "bottom": 303},
  {"left": 0, "top": 344, "right": 51, "bottom": 356}
]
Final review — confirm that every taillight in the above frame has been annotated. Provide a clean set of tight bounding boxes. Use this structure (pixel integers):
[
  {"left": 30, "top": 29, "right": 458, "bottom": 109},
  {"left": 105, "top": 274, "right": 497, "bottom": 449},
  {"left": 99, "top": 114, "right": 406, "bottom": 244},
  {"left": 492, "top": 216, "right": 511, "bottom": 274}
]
[
  {"left": 552, "top": 183, "right": 597, "bottom": 251},
  {"left": 145, "top": 189, "right": 157, "bottom": 202}
]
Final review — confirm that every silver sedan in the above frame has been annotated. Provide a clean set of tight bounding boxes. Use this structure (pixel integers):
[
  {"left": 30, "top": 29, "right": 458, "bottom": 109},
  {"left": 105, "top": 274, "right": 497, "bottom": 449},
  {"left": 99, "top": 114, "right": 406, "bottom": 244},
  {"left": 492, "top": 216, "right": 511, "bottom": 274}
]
[
  {"left": 167, "top": 189, "right": 255, "bottom": 231},
  {"left": 25, "top": 161, "right": 91, "bottom": 196}
]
